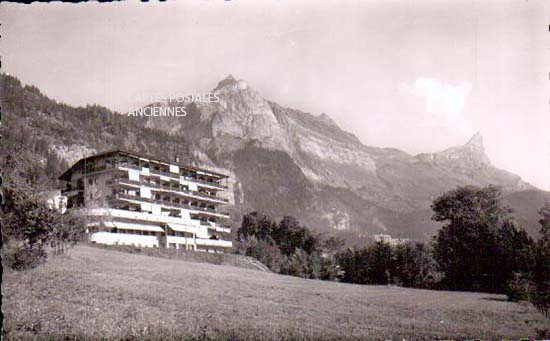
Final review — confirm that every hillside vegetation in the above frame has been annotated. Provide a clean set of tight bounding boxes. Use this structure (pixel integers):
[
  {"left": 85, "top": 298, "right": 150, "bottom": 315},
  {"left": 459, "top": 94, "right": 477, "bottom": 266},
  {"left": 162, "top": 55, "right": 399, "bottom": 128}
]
[
  {"left": 2, "top": 245, "right": 548, "bottom": 340},
  {"left": 0, "top": 74, "right": 194, "bottom": 188}
]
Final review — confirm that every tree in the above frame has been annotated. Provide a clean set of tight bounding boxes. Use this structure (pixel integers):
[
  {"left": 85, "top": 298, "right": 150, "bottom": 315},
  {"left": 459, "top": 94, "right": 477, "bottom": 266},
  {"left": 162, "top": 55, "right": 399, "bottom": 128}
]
[
  {"left": 496, "top": 220, "right": 535, "bottom": 280},
  {"left": 431, "top": 185, "right": 533, "bottom": 293},
  {"left": 393, "top": 242, "right": 442, "bottom": 289},
  {"left": 272, "top": 216, "right": 317, "bottom": 256},
  {"left": 366, "top": 241, "right": 394, "bottom": 284},
  {"left": 237, "top": 212, "right": 274, "bottom": 242},
  {"left": 532, "top": 203, "right": 550, "bottom": 317},
  {"left": 240, "top": 236, "right": 289, "bottom": 274},
  {"left": 321, "top": 236, "right": 345, "bottom": 258},
  {"left": 337, "top": 248, "right": 369, "bottom": 284},
  {"left": 236, "top": 212, "right": 335, "bottom": 280},
  {"left": 1, "top": 137, "right": 85, "bottom": 270},
  {"left": 317, "top": 236, "right": 346, "bottom": 281},
  {"left": 336, "top": 241, "right": 442, "bottom": 288}
]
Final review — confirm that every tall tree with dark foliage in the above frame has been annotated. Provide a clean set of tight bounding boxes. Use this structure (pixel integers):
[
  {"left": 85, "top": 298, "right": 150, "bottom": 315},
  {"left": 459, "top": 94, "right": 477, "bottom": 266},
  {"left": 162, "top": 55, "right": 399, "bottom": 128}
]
[
  {"left": 431, "top": 185, "right": 534, "bottom": 293},
  {"left": 532, "top": 203, "right": 550, "bottom": 317}
]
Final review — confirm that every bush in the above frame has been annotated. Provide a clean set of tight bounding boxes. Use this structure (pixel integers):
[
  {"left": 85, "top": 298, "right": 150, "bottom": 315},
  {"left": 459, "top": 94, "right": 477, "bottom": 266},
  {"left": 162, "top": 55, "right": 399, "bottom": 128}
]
[
  {"left": 336, "top": 242, "right": 443, "bottom": 289},
  {"left": 237, "top": 212, "right": 441, "bottom": 288},
  {"left": 236, "top": 214, "right": 343, "bottom": 280},
  {"left": 2, "top": 241, "right": 47, "bottom": 271},
  {"left": 1, "top": 151, "right": 86, "bottom": 270},
  {"left": 238, "top": 212, "right": 317, "bottom": 256},
  {"left": 393, "top": 242, "right": 443, "bottom": 289},
  {"left": 506, "top": 272, "right": 535, "bottom": 302},
  {"left": 239, "top": 236, "right": 290, "bottom": 274}
]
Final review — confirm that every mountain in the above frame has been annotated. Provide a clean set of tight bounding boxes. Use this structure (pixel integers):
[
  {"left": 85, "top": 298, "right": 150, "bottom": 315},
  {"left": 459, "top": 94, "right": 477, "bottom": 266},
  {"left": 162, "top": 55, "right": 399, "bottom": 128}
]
[
  {"left": 141, "top": 75, "right": 544, "bottom": 239},
  {"left": 2, "top": 73, "right": 548, "bottom": 241}
]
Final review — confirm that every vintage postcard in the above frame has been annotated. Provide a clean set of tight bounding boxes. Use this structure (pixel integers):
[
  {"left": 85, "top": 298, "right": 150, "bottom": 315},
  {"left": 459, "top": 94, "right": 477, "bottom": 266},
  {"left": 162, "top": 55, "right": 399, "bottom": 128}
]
[{"left": 1, "top": 1, "right": 549, "bottom": 339}]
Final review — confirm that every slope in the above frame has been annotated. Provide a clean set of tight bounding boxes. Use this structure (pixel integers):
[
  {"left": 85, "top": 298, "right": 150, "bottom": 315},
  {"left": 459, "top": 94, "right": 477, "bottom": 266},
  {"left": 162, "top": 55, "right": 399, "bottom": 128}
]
[{"left": 2, "top": 245, "right": 548, "bottom": 339}]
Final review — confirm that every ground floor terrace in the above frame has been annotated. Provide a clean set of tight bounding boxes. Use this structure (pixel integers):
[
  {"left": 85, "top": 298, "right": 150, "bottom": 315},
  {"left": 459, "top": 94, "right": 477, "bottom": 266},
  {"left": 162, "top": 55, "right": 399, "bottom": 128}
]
[{"left": 86, "top": 212, "right": 232, "bottom": 253}]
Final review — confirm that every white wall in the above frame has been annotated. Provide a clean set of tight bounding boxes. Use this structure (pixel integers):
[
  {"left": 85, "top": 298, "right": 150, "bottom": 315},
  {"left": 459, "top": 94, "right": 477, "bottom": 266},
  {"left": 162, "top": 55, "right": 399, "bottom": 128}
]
[
  {"left": 140, "top": 186, "right": 151, "bottom": 199},
  {"left": 128, "top": 169, "right": 140, "bottom": 181},
  {"left": 90, "top": 232, "right": 159, "bottom": 248},
  {"left": 169, "top": 164, "right": 180, "bottom": 174}
]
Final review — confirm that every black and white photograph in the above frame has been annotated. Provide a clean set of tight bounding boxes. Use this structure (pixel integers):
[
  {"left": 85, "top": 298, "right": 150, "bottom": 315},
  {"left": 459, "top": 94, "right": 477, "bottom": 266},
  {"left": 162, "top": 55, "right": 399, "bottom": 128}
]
[{"left": 1, "top": 1, "right": 550, "bottom": 339}]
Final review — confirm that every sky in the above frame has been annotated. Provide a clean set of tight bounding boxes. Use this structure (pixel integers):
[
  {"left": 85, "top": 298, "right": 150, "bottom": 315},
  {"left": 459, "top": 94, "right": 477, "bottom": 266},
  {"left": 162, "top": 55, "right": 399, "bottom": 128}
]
[{"left": 2, "top": 0, "right": 549, "bottom": 190}]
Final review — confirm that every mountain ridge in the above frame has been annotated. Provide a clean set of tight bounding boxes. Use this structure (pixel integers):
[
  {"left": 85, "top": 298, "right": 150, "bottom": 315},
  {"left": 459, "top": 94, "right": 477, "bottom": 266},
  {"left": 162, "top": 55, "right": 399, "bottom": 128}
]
[
  {"left": 1, "top": 73, "right": 547, "bottom": 242},
  {"left": 140, "top": 75, "right": 542, "bottom": 239}
]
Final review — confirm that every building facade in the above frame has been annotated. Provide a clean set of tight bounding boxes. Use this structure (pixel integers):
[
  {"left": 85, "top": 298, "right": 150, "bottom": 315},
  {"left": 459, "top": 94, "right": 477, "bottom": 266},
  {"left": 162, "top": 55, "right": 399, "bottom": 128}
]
[
  {"left": 59, "top": 150, "right": 232, "bottom": 252},
  {"left": 46, "top": 189, "right": 68, "bottom": 213},
  {"left": 372, "top": 233, "right": 409, "bottom": 246}
]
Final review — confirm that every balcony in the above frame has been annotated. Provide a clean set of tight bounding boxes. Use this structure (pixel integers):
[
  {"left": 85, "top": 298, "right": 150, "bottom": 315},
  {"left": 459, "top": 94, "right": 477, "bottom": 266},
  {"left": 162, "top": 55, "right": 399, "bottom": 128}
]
[
  {"left": 150, "top": 169, "right": 179, "bottom": 179},
  {"left": 141, "top": 169, "right": 227, "bottom": 190},
  {"left": 109, "top": 193, "right": 230, "bottom": 218},
  {"left": 111, "top": 178, "right": 229, "bottom": 203},
  {"left": 183, "top": 176, "right": 228, "bottom": 189},
  {"left": 88, "top": 208, "right": 189, "bottom": 225},
  {"left": 118, "top": 162, "right": 140, "bottom": 170}
]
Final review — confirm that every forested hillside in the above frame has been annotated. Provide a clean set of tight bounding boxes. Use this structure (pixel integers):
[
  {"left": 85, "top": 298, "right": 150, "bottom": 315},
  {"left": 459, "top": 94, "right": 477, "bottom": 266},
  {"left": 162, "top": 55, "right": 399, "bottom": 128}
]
[{"left": 1, "top": 74, "right": 194, "bottom": 189}]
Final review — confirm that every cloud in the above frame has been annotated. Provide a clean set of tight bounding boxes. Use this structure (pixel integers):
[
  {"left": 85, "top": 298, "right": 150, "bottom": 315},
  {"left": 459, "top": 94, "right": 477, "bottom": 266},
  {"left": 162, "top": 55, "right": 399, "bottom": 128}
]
[{"left": 400, "top": 78, "right": 473, "bottom": 134}]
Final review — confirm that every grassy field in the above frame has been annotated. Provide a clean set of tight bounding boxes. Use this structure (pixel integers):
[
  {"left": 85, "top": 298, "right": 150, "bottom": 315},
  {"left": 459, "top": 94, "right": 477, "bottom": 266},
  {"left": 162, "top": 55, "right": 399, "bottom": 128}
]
[{"left": 2, "top": 245, "right": 549, "bottom": 340}]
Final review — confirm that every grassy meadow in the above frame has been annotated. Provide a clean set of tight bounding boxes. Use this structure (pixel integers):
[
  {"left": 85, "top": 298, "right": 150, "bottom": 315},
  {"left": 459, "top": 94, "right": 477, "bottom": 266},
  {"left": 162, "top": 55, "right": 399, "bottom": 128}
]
[{"left": 2, "top": 245, "right": 549, "bottom": 340}]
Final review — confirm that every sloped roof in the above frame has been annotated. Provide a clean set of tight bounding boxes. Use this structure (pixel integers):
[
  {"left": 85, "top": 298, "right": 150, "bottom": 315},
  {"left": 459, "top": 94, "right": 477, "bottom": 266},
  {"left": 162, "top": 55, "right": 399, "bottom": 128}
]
[{"left": 58, "top": 149, "right": 229, "bottom": 181}]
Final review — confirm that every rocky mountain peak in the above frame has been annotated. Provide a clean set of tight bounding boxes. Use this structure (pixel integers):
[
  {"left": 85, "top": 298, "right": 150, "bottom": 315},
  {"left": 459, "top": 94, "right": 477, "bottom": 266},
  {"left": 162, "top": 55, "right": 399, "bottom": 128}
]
[
  {"left": 215, "top": 74, "right": 237, "bottom": 87},
  {"left": 431, "top": 132, "right": 490, "bottom": 167},
  {"left": 461, "top": 132, "right": 488, "bottom": 161},
  {"left": 318, "top": 113, "right": 338, "bottom": 127},
  {"left": 207, "top": 76, "right": 289, "bottom": 151},
  {"left": 466, "top": 132, "right": 484, "bottom": 149},
  {"left": 214, "top": 74, "right": 248, "bottom": 93}
]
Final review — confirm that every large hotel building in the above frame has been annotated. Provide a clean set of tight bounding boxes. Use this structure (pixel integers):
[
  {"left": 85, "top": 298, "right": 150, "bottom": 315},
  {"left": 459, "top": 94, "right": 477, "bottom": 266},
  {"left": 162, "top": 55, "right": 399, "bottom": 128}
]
[{"left": 59, "top": 150, "right": 232, "bottom": 252}]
